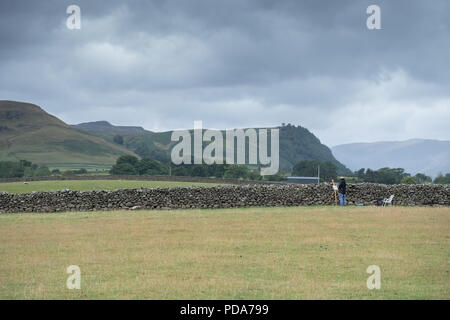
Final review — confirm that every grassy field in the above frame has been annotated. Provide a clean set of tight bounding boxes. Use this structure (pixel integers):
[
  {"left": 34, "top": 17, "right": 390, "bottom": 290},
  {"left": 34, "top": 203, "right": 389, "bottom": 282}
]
[
  {"left": 0, "top": 206, "right": 448, "bottom": 299},
  {"left": 0, "top": 180, "right": 217, "bottom": 194},
  {"left": 47, "top": 164, "right": 112, "bottom": 173}
]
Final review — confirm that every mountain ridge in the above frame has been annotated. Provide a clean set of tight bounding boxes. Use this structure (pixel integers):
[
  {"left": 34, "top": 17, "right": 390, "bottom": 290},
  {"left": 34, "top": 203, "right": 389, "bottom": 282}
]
[{"left": 332, "top": 139, "right": 450, "bottom": 177}]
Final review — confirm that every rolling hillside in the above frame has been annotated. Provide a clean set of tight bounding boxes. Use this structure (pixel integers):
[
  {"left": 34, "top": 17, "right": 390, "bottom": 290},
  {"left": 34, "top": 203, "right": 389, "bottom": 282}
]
[
  {"left": 0, "top": 100, "right": 348, "bottom": 173},
  {"left": 332, "top": 139, "right": 450, "bottom": 177},
  {"left": 74, "top": 121, "right": 349, "bottom": 174},
  {"left": 0, "top": 101, "right": 137, "bottom": 169}
]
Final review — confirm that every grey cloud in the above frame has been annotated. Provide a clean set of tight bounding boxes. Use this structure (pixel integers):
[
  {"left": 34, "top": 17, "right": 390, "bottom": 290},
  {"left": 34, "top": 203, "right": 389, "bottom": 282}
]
[{"left": 0, "top": 0, "right": 449, "bottom": 146}]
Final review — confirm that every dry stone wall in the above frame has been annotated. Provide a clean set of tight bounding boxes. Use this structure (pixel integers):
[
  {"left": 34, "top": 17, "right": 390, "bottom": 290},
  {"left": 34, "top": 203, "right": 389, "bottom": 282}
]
[{"left": 0, "top": 183, "right": 448, "bottom": 213}]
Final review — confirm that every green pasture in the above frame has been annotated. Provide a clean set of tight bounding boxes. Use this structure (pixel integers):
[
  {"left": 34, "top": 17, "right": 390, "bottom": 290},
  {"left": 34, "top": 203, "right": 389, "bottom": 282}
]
[{"left": 0, "top": 179, "right": 217, "bottom": 194}]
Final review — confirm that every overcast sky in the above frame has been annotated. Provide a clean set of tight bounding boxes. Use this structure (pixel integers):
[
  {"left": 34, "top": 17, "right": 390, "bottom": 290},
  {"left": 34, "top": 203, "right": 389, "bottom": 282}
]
[{"left": 0, "top": 0, "right": 449, "bottom": 146}]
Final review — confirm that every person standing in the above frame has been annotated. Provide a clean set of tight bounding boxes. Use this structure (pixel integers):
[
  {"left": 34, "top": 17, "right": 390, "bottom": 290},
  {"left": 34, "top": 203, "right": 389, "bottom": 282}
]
[
  {"left": 331, "top": 178, "right": 338, "bottom": 205},
  {"left": 338, "top": 177, "right": 347, "bottom": 206}
]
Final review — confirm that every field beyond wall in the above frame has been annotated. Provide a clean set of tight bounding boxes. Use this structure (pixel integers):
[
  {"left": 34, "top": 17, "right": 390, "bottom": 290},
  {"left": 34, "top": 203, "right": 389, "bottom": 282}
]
[
  {"left": 0, "top": 206, "right": 449, "bottom": 299},
  {"left": 0, "top": 180, "right": 216, "bottom": 194}
]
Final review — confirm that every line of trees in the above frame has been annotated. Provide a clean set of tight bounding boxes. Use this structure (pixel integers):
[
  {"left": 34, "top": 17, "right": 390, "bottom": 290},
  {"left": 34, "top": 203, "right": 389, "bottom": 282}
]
[
  {"left": 109, "top": 155, "right": 285, "bottom": 181},
  {"left": 0, "top": 161, "right": 93, "bottom": 178},
  {"left": 2, "top": 156, "right": 449, "bottom": 185},
  {"left": 433, "top": 173, "right": 450, "bottom": 184},
  {"left": 289, "top": 160, "right": 450, "bottom": 185},
  {"left": 110, "top": 156, "right": 168, "bottom": 176},
  {"left": 0, "top": 160, "right": 51, "bottom": 178},
  {"left": 353, "top": 168, "right": 450, "bottom": 184},
  {"left": 292, "top": 160, "right": 337, "bottom": 181}
]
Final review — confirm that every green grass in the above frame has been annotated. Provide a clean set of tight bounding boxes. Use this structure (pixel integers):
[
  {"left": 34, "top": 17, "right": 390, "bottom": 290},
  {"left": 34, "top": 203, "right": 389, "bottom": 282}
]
[
  {"left": 0, "top": 180, "right": 217, "bottom": 194},
  {"left": 0, "top": 206, "right": 448, "bottom": 299},
  {"left": 47, "top": 164, "right": 112, "bottom": 172}
]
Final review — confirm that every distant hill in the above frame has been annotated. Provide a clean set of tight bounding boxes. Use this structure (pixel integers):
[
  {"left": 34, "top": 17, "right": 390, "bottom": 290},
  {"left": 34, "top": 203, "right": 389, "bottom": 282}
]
[
  {"left": 73, "top": 121, "right": 150, "bottom": 138},
  {"left": 0, "top": 100, "right": 349, "bottom": 173},
  {"left": 332, "top": 139, "right": 450, "bottom": 177},
  {"left": 72, "top": 121, "right": 172, "bottom": 164},
  {"left": 278, "top": 124, "right": 349, "bottom": 173},
  {"left": 75, "top": 121, "right": 350, "bottom": 174},
  {"left": 0, "top": 101, "right": 136, "bottom": 170}
]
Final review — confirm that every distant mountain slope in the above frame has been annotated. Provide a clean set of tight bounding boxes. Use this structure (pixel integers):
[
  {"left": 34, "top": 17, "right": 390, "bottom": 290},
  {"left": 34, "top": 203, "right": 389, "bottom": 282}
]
[
  {"left": 75, "top": 121, "right": 349, "bottom": 174},
  {"left": 332, "top": 139, "right": 450, "bottom": 177},
  {"left": 73, "top": 121, "right": 150, "bottom": 140},
  {"left": 278, "top": 124, "right": 349, "bottom": 173},
  {"left": 0, "top": 101, "right": 137, "bottom": 169}
]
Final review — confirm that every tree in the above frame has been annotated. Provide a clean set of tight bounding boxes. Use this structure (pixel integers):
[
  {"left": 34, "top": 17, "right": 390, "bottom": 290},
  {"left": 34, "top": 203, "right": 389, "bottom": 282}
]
[
  {"left": 361, "top": 167, "right": 409, "bottom": 184},
  {"left": 248, "top": 169, "right": 262, "bottom": 180},
  {"left": 376, "top": 168, "right": 409, "bottom": 184},
  {"left": 445, "top": 174, "right": 450, "bottom": 183},
  {"left": 319, "top": 162, "right": 338, "bottom": 181},
  {"left": 20, "top": 160, "right": 32, "bottom": 168},
  {"left": 414, "top": 173, "right": 432, "bottom": 184},
  {"left": 205, "top": 163, "right": 227, "bottom": 178},
  {"left": 113, "top": 135, "right": 124, "bottom": 145},
  {"left": 172, "top": 166, "right": 189, "bottom": 176},
  {"left": 293, "top": 160, "right": 318, "bottom": 177},
  {"left": 0, "top": 160, "right": 55, "bottom": 178},
  {"left": 116, "top": 155, "right": 139, "bottom": 167},
  {"left": 191, "top": 165, "right": 208, "bottom": 177},
  {"left": 0, "top": 161, "right": 24, "bottom": 178},
  {"left": 110, "top": 162, "right": 138, "bottom": 175},
  {"left": 401, "top": 176, "right": 416, "bottom": 184},
  {"left": 33, "top": 166, "right": 51, "bottom": 177},
  {"left": 292, "top": 160, "right": 337, "bottom": 181},
  {"left": 434, "top": 173, "right": 450, "bottom": 184},
  {"left": 110, "top": 156, "right": 171, "bottom": 176},
  {"left": 355, "top": 168, "right": 366, "bottom": 181},
  {"left": 224, "top": 165, "right": 249, "bottom": 179},
  {"left": 135, "top": 158, "right": 168, "bottom": 175}
]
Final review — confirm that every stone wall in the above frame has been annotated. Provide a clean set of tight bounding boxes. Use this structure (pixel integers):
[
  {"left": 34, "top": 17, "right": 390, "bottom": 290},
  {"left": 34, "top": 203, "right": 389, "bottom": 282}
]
[{"left": 0, "top": 183, "right": 448, "bottom": 213}]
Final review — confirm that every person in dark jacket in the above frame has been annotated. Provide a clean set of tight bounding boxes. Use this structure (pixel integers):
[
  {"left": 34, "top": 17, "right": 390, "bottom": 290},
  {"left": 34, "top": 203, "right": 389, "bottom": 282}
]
[{"left": 338, "top": 177, "right": 347, "bottom": 206}]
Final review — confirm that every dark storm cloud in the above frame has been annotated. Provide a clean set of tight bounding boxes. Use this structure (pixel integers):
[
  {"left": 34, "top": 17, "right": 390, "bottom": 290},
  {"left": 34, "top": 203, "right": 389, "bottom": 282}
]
[{"left": 0, "top": 0, "right": 449, "bottom": 145}]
